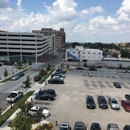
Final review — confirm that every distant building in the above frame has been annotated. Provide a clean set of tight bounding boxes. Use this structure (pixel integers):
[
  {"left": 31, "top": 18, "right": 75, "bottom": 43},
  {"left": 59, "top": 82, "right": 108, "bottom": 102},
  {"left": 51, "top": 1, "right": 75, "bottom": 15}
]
[
  {"left": 65, "top": 48, "right": 102, "bottom": 61},
  {"left": 0, "top": 31, "right": 51, "bottom": 62},
  {"left": 32, "top": 28, "right": 66, "bottom": 49}
]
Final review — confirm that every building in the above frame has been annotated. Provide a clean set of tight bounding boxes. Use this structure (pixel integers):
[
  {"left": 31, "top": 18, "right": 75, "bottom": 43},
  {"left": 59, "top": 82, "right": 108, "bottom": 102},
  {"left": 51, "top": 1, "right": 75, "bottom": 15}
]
[
  {"left": 0, "top": 31, "right": 51, "bottom": 62},
  {"left": 65, "top": 48, "right": 103, "bottom": 61},
  {"left": 32, "top": 28, "right": 66, "bottom": 52}
]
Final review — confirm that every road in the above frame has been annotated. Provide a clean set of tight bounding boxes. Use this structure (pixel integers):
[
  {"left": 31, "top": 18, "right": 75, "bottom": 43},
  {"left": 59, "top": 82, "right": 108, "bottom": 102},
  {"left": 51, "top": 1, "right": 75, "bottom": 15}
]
[{"left": 0, "top": 52, "right": 63, "bottom": 112}]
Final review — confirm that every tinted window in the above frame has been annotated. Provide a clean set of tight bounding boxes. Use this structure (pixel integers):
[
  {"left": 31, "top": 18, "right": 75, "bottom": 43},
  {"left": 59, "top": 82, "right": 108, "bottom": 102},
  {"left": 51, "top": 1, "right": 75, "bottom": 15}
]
[{"left": 112, "top": 100, "right": 118, "bottom": 104}]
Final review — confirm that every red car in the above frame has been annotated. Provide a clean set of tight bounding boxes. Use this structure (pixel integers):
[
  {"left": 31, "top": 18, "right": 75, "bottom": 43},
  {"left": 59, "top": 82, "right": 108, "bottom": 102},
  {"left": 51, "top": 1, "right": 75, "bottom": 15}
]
[{"left": 121, "top": 100, "right": 130, "bottom": 112}]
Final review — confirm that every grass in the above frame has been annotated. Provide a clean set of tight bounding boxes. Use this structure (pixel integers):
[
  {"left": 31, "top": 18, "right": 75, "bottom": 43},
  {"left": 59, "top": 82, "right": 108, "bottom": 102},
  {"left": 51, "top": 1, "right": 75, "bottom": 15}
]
[
  {"left": 38, "top": 69, "right": 55, "bottom": 84},
  {"left": 0, "top": 91, "right": 34, "bottom": 126},
  {"left": 0, "top": 68, "right": 30, "bottom": 83}
]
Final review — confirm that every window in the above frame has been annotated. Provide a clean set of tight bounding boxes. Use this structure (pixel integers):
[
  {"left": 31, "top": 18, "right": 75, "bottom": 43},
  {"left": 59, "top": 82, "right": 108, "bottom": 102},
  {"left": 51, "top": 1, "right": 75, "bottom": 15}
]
[
  {"left": 99, "top": 53, "right": 101, "bottom": 54},
  {"left": 93, "top": 52, "right": 95, "bottom": 54},
  {"left": 83, "top": 52, "right": 85, "bottom": 54},
  {"left": 83, "top": 56, "right": 85, "bottom": 58},
  {"left": 73, "top": 52, "right": 75, "bottom": 53},
  {"left": 88, "top": 52, "right": 90, "bottom": 54}
]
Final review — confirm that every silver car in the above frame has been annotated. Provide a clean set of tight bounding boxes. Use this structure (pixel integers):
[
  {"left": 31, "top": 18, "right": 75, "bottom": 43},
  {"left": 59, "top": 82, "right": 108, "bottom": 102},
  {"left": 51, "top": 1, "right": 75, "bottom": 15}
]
[
  {"left": 108, "top": 97, "right": 120, "bottom": 110},
  {"left": 59, "top": 122, "right": 71, "bottom": 130}
]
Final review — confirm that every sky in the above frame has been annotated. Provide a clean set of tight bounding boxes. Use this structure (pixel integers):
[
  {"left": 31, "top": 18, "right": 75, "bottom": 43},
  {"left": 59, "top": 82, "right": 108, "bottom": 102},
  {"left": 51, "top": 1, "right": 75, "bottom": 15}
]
[{"left": 0, "top": 0, "right": 130, "bottom": 43}]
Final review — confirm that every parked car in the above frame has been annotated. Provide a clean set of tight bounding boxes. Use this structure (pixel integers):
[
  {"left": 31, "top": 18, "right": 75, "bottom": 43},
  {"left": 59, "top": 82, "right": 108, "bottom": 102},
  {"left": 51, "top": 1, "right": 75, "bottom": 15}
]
[
  {"left": 74, "top": 121, "right": 86, "bottom": 130},
  {"left": 48, "top": 77, "right": 64, "bottom": 84},
  {"left": 121, "top": 100, "right": 130, "bottom": 112},
  {"left": 98, "top": 96, "right": 108, "bottom": 109},
  {"left": 12, "top": 74, "right": 20, "bottom": 80},
  {"left": 125, "top": 94, "right": 130, "bottom": 101},
  {"left": 59, "top": 122, "right": 71, "bottom": 130},
  {"left": 108, "top": 97, "right": 120, "bottom": 110},
  {"left": 107, "top": 123, "right": 119, "bottom": 130},
  {"left": 56, "top": 69, "right": 66, "bottom": 73},
  {"left": 86, "top": 96, "right": 96, "bottom": 109},
  {"left": 18, "top": 72, "right": 24, "bottom": 77},
  {"left": 89, "top": 68, "right": 97, "bottom": 71},
  {"left": 113, "top": 82, "right": 121, "bottom": 88},
  {"left": 88, "top": 73, "right": 93, "bottom": 77},
  {"left": 82, "top": 59, "right": 87, "bottom": 62},
  {"left": 28, "top": 106, "right": 50, "bottom": 117},
  {"left": 51, "top": 73, "right": 65, "bottom": 78},
  {"left": 36, "top": 93, "right": 55, "bottom": 101},
  {"left": 34, "top": 76, "right": 41, "bottom": 82},
  {"left": 53, "top": 76, "right": 63, "bottom": 80},
  {"left": 124, "top": 125, "right": 130, "bottom": 130},
  {"left": 90, "top": 123, "right": 101, "bottom": 130},
  {"left": 76, "top": 67, "right": 85, "bottom": 70},
  {"left": 38, "top": 89, "right": 57, "bottom": 97}
]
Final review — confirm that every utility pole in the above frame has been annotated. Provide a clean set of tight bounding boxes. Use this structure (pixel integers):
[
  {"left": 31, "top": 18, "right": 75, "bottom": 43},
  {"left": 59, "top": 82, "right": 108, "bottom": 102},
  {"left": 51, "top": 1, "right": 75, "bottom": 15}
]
[{"left": 78, "top": 50, "right": 80, "bottom": 68}]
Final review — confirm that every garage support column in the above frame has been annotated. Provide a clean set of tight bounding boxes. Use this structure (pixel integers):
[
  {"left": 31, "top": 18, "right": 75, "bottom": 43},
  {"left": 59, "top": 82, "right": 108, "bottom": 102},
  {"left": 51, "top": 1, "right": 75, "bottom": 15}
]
[
  {"left": 7, "top": 51, "right": 9, "bottom": 61},
  {"left": 20, "top": 52, "right": 22, "bottom": 62}
]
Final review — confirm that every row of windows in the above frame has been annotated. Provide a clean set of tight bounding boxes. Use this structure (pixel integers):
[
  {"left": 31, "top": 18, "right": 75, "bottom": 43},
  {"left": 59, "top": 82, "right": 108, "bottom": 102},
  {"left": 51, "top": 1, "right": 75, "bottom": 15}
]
[
  {"left": 67, "top": 55, "right": 101, "bottom": 58},
  {"left": 72, "top": 52, "right": 101, "bottom": 54}
]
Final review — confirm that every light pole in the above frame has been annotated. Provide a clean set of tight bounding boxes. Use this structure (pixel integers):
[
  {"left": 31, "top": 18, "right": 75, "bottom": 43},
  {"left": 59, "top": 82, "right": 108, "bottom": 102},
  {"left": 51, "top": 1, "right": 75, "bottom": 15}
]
[
  {"left": 116, "top": 56, "right": 118, "bottom": 76},
  {"left": 78, "top": 50, "right": 80, "bottom": 68}
]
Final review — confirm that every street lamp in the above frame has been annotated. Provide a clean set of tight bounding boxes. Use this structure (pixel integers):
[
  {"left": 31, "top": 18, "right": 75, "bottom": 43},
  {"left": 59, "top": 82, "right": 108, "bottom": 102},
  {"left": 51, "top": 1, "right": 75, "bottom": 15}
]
[
  {"left": 78, "top": 50, "right": 80, "bottom": 68},
  {"left": 116, "top": 56, "right": 119, "bottom": 76}
]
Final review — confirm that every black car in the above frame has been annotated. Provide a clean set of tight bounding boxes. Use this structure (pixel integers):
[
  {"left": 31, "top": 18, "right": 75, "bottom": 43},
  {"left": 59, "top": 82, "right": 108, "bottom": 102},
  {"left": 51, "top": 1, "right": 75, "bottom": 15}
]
[
  {"left": 48, "top": 78, "right": 64, "bottom": 84},
  {"left": 125, "top": 94, "right": 130, "bottom": 102},
  {"left": 76, "top": 67, "right": 85, "bottom": 70},
  {"left": 56, "top": 69, "right": 66, "bottom": 73},
  {"left": 113, "top": 82, "right": 121, "bottom": 88},
  {"left": 36, "top": 93, "right": 55, "bottom": 100},
  {"left": 34, "top": 76, "right": 41, "bottom": 82},
  {"left": 82, "top": 59, "right": 87, "bottom": 62},
  {"left": 89, "top": 68, "right": 97, "bottom": 71},
  {"left": 38, "top": 89, "right": 57, "bottom": 97},
  {"left": 98, "top": 96, "right": 108, "bottom": 109},
  {"left": 124, "top": 125, "right": 130, "bottom": 130},
  {"left": 74, "top": 121, "right": 86, "bottom": 130},
  {"left": 90, "top": 123, "right": 101, "bottom": 130},
  {"left": 86, "top": 96, "right": 96, "bottom": 109}
]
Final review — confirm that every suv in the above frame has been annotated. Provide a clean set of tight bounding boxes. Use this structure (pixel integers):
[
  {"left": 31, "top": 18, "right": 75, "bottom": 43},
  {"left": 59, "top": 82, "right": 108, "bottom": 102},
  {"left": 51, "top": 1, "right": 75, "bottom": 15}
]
[
  {"left": 86, "top": 96, "right": 96, "bottom": 109},
  {"left": 107, "top": 123, "right": 119, "bottom": 130},
  {"left": 108, "top": 97, "right": 120, "bottom": 110},
  {"left": 38, "top": 89, "right": 57, "bottom": 97},
  {"left": 90, "top": 123, "right": 101, "bottom": 130},
  {"left": 59, "top": 122, "right": 71, "bottom": 130},
  {"left": 28, "top": 106, "right": 50, "bottom": 117},
  {"left": 98, "top": 96, "right": 108, "bottom": 109}
]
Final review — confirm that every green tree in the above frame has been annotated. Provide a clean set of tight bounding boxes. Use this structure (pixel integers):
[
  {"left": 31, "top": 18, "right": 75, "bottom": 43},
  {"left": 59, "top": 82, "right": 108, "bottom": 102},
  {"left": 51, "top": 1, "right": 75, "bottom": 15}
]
[
  {"left": 10, "top": 114, "right": 32, "bottom": 130},
  {"left": 0, "top": 107, "right": 2, "bottom": 116},
  {"left": 21, "top": 76, "right": 31, "bottom": 93},
  {"left": 119, "top": 64, "right": 122, "bottom": 69},
  {"left": 83, "top": 62, "right": 88, "bottom": 67},
  {"left": 127, "top": 66, "right": 130, "bottom": 70},
  {"left": 47, "top": 63, "right": 51, "bottom": 71},
  {"left": 35, "top": 110, "right": 44, "bottom": 125},
  {"left": 39, "top": 68, "right": 44, "bottom": 77},
  {"left": 3, "top": 68, "right": 8, "bottom": 78},
  {"left": 33, "top": 123, "right": 54, "bottom": 130},
  {"left": 17, "top": 62, "right": 22, "bottom": 71},
  {"left": 29, "top": 61, "right": 32, "bottom": 65},
  {"left": 66, "top": 64, "right": 69, "bottom": 69}
]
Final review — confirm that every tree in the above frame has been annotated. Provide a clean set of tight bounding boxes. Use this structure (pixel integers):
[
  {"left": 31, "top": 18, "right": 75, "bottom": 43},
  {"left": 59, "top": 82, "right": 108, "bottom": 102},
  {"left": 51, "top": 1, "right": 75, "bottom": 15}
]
[
  {"left": 10, "top": 114, "right": 32, "bottom": 130},
  {"left": 119, "top": 64, "right": 122, "bottom": 69},
  {"left": 47, "top": 63, "right": 51, "bottom": 71},
  {"left": 83, "top": 62, "right": 88, "bottom": 67},
  {"left": 29, "top": 61, "right": 32, "bottom": 65},
  {"left": 33, "top": 123, "right": 54, "bottom": 130},
  {"left": 21, "top": 76, "right": 31, "bottom": 93},
  {"left": 39, "top": 68, "right": 44, "bottom": 77},
  {"left": 17, "top": 62, "right": 22, "bottom": 71},
  {"left": 0, "top": 107, "right": 2, "bottom": 116},
  {"left": 3, "top": 68, "right": 8, "bottom": 78},
  {"left": 127, "top": 66, "right": 130, "bottom": 70}
]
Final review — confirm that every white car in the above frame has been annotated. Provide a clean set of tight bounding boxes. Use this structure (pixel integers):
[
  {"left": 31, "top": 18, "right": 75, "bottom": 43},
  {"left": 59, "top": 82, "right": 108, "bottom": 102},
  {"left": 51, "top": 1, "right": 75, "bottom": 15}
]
[
  {"left": 108, "top": 97, "right": 120, "bottom": 110},
  {"left": 28, "top": 106, "right": 50, "bottom": 117},
  {"left": 53, "top": 76, "right": 63, "bottom": 80}
]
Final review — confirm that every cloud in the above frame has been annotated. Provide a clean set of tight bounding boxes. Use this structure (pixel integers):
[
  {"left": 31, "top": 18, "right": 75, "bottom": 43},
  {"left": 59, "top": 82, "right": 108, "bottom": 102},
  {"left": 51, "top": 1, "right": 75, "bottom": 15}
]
[
  {"left": 17, "top": 0, "right": 22, "bottom": 8},
  {"left": 117, "top": 0, "right": 130, "bottom": 21},
  {"left": 0, "top": 0, "right": 10, "bottom": 8},
  {"left": 80, "top": 6, "right": 105, "bottom": 18}
]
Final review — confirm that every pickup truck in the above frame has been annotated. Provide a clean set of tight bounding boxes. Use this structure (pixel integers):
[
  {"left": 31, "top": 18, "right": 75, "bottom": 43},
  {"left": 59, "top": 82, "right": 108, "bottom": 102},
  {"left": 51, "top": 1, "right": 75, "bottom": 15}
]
[{"left": 7, "top": 91, "right": 23, "bottom": 103}]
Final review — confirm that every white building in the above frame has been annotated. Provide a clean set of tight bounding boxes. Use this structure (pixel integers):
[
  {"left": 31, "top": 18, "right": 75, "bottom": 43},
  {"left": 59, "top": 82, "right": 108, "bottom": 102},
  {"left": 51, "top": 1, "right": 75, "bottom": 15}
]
[
  {"left": 65, "top": 48, "right": 103, "bottom": 61},
  {"left": 0, "top": 31, "right": 51, "bottom": 62}
]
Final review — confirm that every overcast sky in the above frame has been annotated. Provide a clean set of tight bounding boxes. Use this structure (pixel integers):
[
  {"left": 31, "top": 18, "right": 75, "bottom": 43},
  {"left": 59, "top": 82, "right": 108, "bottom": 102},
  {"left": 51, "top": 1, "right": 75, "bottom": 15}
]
[{"left": 0, "top": 0, "right": 130, "bottom": 43}]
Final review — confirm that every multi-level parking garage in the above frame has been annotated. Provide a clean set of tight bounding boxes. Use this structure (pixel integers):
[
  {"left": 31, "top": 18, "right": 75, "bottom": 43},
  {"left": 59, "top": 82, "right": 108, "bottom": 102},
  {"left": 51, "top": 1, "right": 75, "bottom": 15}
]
[{"left": 0, "top": 31, "right": 51, "bottom": 62}]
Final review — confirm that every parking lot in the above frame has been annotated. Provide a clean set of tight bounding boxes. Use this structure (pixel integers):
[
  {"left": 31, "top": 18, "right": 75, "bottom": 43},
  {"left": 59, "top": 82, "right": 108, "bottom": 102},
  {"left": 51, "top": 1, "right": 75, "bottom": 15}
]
[{"left": 34, "top": 71, "right": 130, "bottom": 130}]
